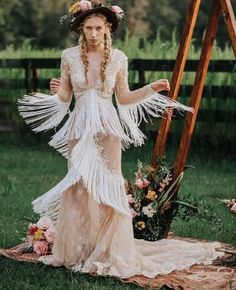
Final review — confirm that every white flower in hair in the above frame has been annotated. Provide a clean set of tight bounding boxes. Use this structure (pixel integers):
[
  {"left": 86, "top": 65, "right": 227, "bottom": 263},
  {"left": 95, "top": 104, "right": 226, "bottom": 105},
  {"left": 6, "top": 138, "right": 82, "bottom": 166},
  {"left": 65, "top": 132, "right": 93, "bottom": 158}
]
[{"left": 79, "top": 0, "right": 92, "bottom": 12}]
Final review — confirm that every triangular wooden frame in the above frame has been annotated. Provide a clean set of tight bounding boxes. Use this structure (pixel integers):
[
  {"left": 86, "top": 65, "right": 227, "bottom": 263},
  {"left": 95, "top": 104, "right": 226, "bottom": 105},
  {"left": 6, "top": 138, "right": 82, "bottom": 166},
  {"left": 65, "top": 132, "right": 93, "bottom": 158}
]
[
  {"left": 152, "top": 0, "right": 236, "bottom": 178},
  {"left": 150, "top": 0, "right": 236, "bottom": 236}
]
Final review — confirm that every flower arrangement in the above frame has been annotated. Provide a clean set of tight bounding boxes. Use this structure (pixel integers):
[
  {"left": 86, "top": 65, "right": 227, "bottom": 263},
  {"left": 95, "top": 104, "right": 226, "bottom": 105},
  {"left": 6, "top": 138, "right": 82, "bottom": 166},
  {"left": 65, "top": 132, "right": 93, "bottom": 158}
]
[
  {"left": 61, "top": 1, "right": 124, "bottom": 25},
  {"left": 219, "top": 198, "right": 236, "bottom": 214},
  {"left": 26, "top": 216, "right": 55, "bottom": 255},
  {"left": 69, "top": 1, "right": 92, "bottom": 14},
  {"left": 126, "top": 159, "right": 184, "bottom": 241}
]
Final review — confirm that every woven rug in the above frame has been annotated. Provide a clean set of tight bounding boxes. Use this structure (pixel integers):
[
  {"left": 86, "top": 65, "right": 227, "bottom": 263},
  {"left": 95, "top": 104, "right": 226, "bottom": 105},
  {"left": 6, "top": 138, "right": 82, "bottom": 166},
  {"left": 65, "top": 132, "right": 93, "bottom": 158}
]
[{"left": 1, "top": 238, "right": 236, "bottom": 290}]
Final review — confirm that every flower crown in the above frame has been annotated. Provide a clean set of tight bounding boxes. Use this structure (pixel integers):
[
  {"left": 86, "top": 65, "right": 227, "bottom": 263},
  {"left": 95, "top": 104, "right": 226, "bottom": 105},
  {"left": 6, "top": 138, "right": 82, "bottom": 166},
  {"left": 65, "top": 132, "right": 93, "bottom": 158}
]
[
  {"left": 68, "top": 1, "right": 124, "bottom": 19},
  {"left": 60, "top": 1, "right": 124, "bottom": 27}
]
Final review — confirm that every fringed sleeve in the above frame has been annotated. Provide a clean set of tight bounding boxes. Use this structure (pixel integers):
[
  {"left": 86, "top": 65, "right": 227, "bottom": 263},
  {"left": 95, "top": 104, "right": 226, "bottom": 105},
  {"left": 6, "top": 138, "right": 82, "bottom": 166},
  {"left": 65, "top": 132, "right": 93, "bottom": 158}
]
[
  {"left": 114, "top": 52, "right": 193, "bottom": 146},
  {"left": 18, "top": 50, "right": 73, "bottom": 133}
]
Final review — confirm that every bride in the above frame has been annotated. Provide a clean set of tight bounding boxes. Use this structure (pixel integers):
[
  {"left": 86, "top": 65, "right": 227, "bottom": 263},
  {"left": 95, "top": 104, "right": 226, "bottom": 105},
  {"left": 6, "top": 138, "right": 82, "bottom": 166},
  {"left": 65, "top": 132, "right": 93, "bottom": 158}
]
[{"left": 18, "top": 0, "right": 222, "bottom": 278}]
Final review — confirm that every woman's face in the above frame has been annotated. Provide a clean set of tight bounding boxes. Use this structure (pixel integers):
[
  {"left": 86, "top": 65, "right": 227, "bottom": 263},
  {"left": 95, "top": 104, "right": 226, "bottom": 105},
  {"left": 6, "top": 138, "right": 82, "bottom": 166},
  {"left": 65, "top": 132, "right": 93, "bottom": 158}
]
[{"left": 83, "top": 15, "right": 107, "bottom": 48}]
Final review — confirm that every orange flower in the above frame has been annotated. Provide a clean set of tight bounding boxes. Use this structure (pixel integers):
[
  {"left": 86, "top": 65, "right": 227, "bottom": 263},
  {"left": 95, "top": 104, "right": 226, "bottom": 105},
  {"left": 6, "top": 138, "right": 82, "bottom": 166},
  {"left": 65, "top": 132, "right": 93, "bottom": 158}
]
[
  {"left": 69, "top": 2, "right": 81, "bottom": 14},
  {"left": 135, "top": 221, "right": 146, "bottom": 230},
  {"left": 146, "top": 189, "right": 157, "bottom": 201},
  {"left": 33, "top": 229, "right": 44, "bottom": 241}
]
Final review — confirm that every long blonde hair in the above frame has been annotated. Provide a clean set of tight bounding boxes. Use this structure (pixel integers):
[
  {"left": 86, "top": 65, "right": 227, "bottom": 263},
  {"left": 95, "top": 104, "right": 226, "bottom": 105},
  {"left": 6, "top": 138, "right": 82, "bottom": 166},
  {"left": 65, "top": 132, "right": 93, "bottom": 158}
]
[{"left": 78, "top": 13, "right": 112, "bottom": 91}]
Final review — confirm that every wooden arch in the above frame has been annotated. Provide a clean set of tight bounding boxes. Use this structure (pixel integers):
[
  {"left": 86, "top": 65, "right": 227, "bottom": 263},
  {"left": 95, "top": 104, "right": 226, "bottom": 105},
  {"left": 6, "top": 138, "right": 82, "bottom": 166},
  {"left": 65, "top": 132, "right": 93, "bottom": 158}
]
[
  {"left": 151, "top": 0, "right": 236, "bottom": 235},
  {"left": 152, "top": 0, "right": 236, "bottom": 176}
]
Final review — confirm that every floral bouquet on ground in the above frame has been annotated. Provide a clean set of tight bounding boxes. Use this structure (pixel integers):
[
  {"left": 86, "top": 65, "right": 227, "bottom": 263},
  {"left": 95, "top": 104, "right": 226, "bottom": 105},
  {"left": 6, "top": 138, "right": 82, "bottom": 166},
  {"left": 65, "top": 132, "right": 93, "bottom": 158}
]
[
  {"left": 23, "top": 216, "right": 55, "bottom": 255},
  {"left": 126, "top": 159, "right": 184, "bottom": 241}
]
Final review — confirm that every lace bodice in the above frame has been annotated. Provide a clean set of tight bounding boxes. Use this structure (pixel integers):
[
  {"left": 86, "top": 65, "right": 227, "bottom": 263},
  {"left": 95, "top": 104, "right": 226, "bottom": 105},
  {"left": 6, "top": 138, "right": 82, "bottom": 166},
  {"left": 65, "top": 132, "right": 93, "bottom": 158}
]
[{"left": 58, "top": 46, "right": 155, "bottom": 104}]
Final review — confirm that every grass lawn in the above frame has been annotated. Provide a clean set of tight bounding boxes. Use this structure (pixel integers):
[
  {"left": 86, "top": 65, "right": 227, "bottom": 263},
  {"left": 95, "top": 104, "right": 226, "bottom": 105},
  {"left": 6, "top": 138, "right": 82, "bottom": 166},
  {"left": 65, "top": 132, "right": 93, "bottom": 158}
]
[{"left": 0, "top": 136, "right": 235, "bottom": 290}]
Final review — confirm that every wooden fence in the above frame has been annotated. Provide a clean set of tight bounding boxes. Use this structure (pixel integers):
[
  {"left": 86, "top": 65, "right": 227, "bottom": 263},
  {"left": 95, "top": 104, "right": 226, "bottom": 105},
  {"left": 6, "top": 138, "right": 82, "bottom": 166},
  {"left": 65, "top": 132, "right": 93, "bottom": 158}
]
[{"left": 0, "top": 58, "right": 235, "bottom": 147}]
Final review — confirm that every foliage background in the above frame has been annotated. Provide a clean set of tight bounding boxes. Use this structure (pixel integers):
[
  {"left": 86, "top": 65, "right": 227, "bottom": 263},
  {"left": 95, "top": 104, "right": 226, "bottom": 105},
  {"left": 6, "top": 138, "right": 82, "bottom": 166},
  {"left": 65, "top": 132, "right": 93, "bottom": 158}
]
[
  {"left": 0, "top": 1, "right": 235, "bottom": 289},
  {"left": 1, "top": 0, "right": 236, "bottom": 50}
]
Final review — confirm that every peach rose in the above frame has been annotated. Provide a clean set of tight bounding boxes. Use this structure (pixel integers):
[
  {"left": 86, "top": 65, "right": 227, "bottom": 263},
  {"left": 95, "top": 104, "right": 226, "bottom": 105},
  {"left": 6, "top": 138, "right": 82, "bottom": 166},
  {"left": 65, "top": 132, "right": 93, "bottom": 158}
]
[
  {"left": 33, "top": 241, "right": 48, "bottom": 255},
  {"left": 44, "top": 227, "right": 55, "bottom": 243},
  {"left": 79, "top": 0, "right": 92, "bottom": 12},
  {"left": 37, "top": 216, "right": 52, "bottom": 230},
  {"left": 135, "top": 178, "right": 144, "bottom": 188}
]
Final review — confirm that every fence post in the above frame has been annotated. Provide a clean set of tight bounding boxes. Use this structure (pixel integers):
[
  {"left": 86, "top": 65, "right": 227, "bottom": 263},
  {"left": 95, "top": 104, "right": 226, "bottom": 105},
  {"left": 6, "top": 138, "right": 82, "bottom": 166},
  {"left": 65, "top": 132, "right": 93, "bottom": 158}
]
[
  {"left": 32, "top": 68, "right": 39, "bottom": 92},
  {"left": 24, "top": 59, "right": 31, "bottom": 94},
  {"left": 138, "top": 69, "right": 146, "bottom": 83}
]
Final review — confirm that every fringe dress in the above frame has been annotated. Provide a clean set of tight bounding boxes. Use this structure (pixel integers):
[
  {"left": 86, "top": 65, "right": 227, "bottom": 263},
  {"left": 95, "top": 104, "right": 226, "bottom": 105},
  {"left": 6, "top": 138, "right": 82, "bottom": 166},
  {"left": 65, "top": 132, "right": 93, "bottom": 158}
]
[{"left": 18, "top": 46, "right": 223, "bottom": 278}]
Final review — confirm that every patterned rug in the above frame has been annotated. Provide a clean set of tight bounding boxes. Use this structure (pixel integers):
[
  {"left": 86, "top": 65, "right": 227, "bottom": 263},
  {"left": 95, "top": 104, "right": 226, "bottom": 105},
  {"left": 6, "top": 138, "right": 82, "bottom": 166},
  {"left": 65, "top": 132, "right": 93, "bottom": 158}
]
[{"left": 1, "top": 238, "right": 236, "bottom": 290}]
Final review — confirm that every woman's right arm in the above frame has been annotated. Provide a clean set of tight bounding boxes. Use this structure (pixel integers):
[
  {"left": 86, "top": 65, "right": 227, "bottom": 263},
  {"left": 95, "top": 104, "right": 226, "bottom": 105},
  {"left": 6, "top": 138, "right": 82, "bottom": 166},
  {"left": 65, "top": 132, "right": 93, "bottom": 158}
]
[
  {"left": 50, "top": 78, "right": 61, "bottom": 95},
  {"left": 56, "top": 51, "right": 73, "bottom": 102},
  {"left": 18, "top": 51, "right": 73, "bottom": 133}
]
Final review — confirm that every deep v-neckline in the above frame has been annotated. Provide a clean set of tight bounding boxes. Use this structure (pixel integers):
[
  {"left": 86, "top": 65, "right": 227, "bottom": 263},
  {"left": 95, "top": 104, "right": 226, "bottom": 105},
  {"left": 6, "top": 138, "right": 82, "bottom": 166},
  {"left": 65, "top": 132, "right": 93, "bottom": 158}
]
[{"left": 78, "top": 46, "right": 114, "bottom": 88}]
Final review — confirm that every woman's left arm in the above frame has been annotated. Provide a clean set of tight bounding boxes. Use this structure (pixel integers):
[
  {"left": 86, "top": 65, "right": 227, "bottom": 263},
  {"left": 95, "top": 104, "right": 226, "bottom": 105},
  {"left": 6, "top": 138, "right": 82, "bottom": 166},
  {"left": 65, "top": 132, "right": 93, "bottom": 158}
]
[
  {"left": 114, "top": 53, "right": 193, "bottom": 126},
  {"left": 115, "top": 55, "right": 170, "bottom": 105}
]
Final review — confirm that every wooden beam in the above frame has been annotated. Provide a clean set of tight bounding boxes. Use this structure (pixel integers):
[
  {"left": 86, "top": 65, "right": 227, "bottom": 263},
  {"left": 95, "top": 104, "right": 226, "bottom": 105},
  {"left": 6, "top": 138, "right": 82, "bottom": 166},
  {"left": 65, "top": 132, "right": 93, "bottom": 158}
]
[
  {"left": 151, "top": 0, "right": 201, "bottom": 167},
  {"left": 220, "top": 0, "right": 236, "bottom": 57},
  {"left": 173, "top": 0, "right": 222, "bottom": 179}
]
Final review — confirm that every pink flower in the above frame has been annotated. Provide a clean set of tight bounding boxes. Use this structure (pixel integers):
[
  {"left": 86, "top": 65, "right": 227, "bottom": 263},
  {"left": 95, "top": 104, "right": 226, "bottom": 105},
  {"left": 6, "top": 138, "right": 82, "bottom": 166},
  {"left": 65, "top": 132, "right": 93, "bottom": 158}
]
[
  {"left": 79, "top": 0, "right": 92, "bottom": 12},
  {"left": 159, "top": 182, "right": 166, "bottom": 189},
  {"left": 112, "top": 5, "right": 124, "bottom": 16},
  {"left": 231, "top": 203, "right": 236, "bottom": 214},
  {"left": 44, "top": 227, "right": 55, "bottom": 243},
  {"left": 143, "top": 179, "right": 150, "bottom": 187},
  {"left": 37, "top": 216, "right": 52, "bottom": 230},
  {"left": 135, "top": 178, "right": 144, "bottom": 188},
  {"left": 159, "top": 187, "right": 164, "bottom": 192},
  {"left": 33, "top": 241, "right": 48, "bottom": 255}
]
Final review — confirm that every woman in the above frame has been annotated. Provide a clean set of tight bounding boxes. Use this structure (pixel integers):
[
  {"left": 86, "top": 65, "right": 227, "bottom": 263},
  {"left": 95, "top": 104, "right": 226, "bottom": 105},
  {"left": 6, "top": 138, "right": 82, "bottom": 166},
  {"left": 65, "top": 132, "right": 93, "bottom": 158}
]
[{"left": 18, "top": 0, "right": 222, "bottom": 278}]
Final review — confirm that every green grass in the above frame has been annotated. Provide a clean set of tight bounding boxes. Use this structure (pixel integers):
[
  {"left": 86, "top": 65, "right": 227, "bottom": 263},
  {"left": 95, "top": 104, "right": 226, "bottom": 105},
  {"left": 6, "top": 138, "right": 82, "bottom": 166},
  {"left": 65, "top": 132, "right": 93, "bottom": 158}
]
[
  {"left": 0, "top": 136, "right": 235, "bottom": 290},
  {"left": 0, "top": 31, "right": 235, "bottom": 59}
]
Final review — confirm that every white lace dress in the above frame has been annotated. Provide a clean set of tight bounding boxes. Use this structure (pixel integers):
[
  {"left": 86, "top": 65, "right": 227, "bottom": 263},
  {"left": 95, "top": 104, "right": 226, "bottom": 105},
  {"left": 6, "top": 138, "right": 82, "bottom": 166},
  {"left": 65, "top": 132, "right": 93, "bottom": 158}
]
[{"left": 18, "top": 46, "right": 223, "bottom": 278}]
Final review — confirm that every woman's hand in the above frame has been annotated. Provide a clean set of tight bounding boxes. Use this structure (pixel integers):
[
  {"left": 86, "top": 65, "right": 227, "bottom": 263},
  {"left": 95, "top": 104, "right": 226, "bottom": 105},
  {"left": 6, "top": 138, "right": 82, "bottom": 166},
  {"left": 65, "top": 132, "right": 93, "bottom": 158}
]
[
  {"left": 150, "top": 79, "right": 170, "bottom": 93},
  {"left": 50, "top": 78, "right": 61, "bottom": 94}
]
